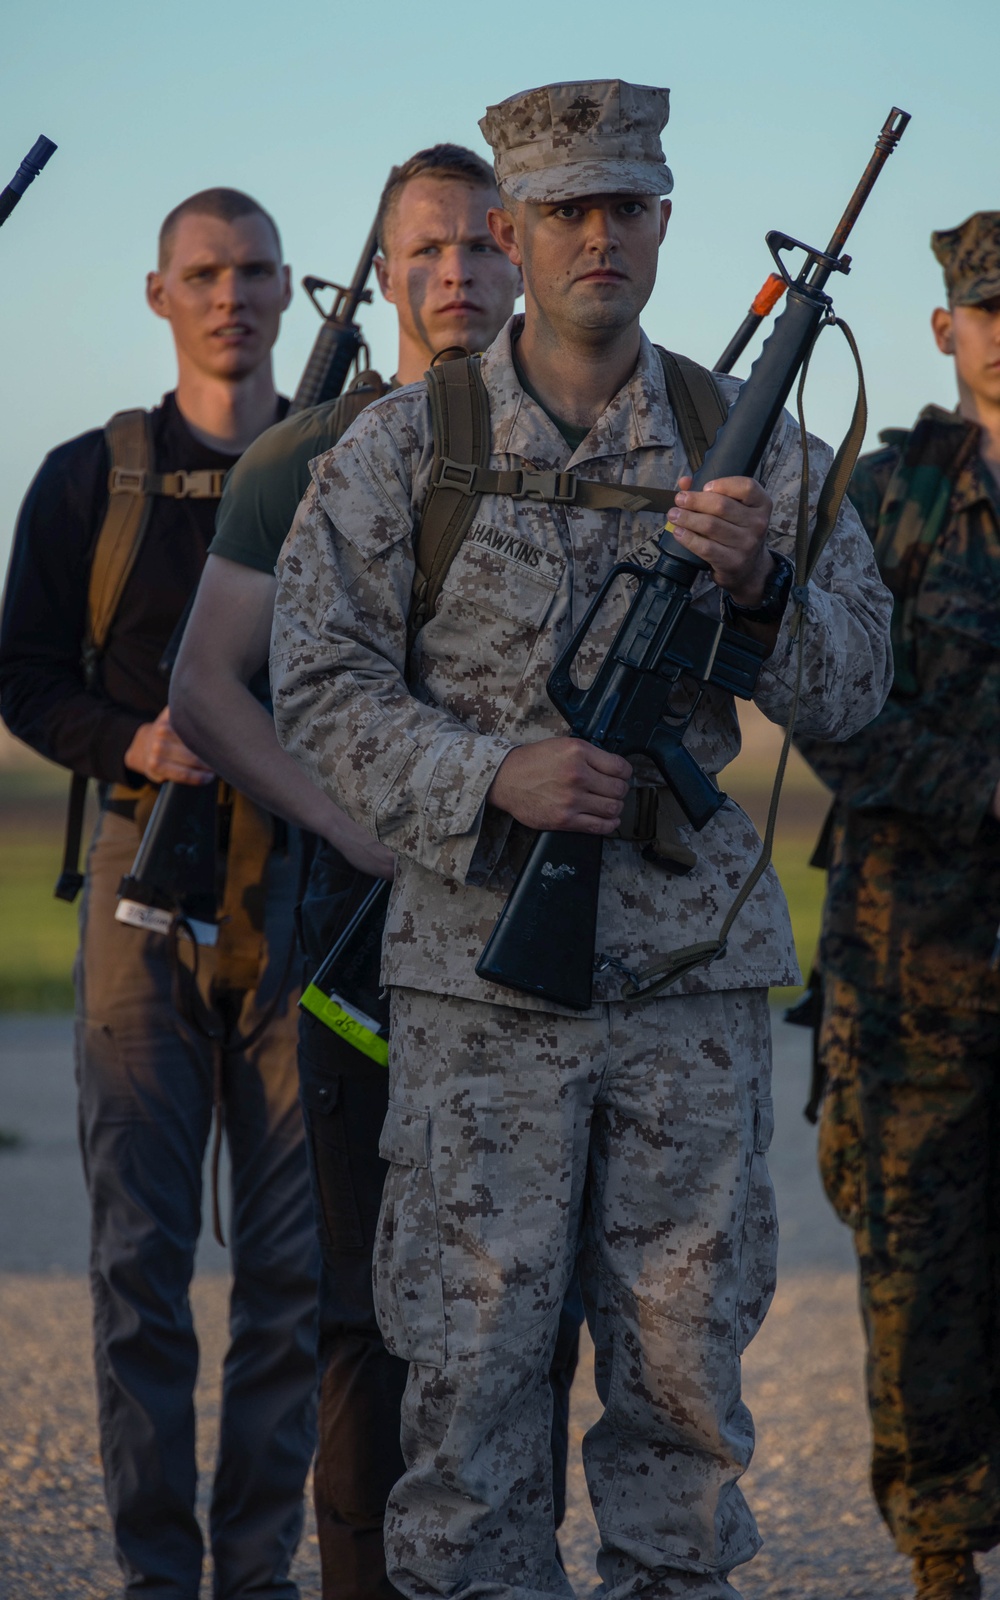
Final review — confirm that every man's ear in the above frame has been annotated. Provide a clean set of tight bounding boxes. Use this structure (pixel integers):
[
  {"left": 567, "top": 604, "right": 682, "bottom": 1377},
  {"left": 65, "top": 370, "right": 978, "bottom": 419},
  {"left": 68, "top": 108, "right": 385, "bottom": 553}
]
[
  {"left": 374, "top": 253, "right": 396, "bottom": 306},
  {"left": 931, "top": 305, "right": 954, "bottom": 355},
  {"left": 488, "top": 205, "right": 523, "bottom": 270},
  {"left": 146, "top": 270, "right": 169, "bottom": 320},
  {"left": 659, "top": 198, "right": 672, "bottom": 245},
  {"left": 280, "top": 263, "right": 292, "bottom": 312}
]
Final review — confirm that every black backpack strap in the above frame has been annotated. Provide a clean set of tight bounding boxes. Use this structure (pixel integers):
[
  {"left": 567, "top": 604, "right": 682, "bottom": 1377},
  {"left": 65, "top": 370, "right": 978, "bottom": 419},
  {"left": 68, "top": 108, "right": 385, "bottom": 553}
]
[{"left": 54, "top": 773, "right": 91, "bottom": 901}]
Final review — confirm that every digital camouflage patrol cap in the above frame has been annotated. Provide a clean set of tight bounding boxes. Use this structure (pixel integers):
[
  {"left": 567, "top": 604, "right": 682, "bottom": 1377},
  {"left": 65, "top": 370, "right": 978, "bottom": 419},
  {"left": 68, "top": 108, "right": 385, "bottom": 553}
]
[
  {"left": 931, "top": 212, "right": 1000, "bottom": 307},
  {"left": 479, "top": 80, "right": 673, "bottom": 205}
]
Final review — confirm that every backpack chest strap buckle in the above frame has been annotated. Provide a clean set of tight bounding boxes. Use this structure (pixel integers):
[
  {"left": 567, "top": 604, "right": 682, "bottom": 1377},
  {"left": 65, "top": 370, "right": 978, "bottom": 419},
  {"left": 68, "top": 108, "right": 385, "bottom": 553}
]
[{"left": 432, "top": 455, "right": 578, "bottom": 506}]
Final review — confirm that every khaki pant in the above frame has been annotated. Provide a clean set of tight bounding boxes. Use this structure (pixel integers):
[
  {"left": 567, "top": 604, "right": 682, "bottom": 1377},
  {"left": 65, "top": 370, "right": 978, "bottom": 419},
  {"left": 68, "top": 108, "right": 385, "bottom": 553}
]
[{"left": 374, "top": 986, "right": 776, "bottom": 1600}]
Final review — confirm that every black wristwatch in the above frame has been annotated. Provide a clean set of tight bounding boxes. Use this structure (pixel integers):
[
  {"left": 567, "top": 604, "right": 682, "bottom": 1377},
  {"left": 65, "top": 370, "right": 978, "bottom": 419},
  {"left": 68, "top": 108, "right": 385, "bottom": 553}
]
[{"left": 723, "top": 552, "right": 794, "bottom": 625}]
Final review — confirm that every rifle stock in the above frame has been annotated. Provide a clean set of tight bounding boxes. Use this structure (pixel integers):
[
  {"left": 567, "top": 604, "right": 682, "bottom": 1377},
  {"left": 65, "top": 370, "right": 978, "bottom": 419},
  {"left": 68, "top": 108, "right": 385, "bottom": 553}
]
[
  {"left": 476, "top": 107, "right": 910, "bottom": 1010},
  {"left": 476, "top": 831, "right": 603, "bottom": 1010}
]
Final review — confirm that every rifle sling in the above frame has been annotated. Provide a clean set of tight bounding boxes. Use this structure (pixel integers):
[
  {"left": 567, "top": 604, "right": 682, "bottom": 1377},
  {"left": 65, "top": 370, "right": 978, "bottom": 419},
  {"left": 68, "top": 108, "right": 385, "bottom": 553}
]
[{"left": 621, "top": 316, "right": 869, "bottom": 1001}]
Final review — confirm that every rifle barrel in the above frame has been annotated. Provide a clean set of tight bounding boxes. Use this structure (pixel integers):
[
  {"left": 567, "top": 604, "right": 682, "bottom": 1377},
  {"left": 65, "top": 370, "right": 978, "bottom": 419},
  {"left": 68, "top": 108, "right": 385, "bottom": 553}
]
[
  {"left": 807, "top": 107, "right": 910, "bottom": 292},
  {"left": 0, "top": 135, "right": 57, "bottom": 228}
]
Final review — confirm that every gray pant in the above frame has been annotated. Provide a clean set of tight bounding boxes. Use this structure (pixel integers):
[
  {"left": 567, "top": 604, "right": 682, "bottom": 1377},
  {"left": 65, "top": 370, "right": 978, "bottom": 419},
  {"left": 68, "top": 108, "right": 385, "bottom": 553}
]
[
  {"left": 76, "top": 807, "right": 319, "bottom": 1599},
  {"left": 375, "top": 986, "right": 777, "bottom": 1600}
]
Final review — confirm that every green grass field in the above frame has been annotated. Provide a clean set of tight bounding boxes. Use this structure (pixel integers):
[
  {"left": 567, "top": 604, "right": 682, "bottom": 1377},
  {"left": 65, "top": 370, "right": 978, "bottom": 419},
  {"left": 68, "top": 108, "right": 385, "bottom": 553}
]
[
  {"left": 0, "top": 707, "right": 829, "bottom": 1013},
  {"left": 1, "top": 830, "right": 79, "bottom": 1009}
]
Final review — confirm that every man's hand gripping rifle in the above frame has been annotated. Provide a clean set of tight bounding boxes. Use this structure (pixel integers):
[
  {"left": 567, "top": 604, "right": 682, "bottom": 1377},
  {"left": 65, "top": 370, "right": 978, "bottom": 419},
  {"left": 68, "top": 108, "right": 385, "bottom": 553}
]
[{"left": 476, "top": 108, "right": 910, "bottom": 1012}]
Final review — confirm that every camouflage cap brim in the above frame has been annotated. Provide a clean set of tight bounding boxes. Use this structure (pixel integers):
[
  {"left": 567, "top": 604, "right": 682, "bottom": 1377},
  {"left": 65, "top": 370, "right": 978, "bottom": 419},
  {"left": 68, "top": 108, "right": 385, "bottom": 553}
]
[
  {"left": 502, "top": 156, "right": 674, "bottom": 205},
  {"left": 951, "top": 271, "right": 1000, "bottom": 309}
]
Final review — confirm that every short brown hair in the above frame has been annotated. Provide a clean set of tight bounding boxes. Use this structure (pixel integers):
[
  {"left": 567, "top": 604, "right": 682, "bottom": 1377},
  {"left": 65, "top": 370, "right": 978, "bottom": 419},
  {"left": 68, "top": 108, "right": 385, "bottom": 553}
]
[
  {"left": 376, "top": 145, "right": 497, "bottom": 253},
  {"left": 157, "top": 188, "right": 282, "bottom": 270}
]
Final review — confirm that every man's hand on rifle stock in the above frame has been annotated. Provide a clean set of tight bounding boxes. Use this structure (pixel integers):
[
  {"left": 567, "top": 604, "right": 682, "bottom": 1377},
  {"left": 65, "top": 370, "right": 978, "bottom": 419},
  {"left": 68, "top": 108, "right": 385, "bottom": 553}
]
[
  {"left": 124, "top": 707, "right": 215, "bottom": 786},
  {"left": 487, "top": 737, "right": 632, "bottom": 834},
  {"left": 669, "top": 474, "right": 775, "bottom": 607}
]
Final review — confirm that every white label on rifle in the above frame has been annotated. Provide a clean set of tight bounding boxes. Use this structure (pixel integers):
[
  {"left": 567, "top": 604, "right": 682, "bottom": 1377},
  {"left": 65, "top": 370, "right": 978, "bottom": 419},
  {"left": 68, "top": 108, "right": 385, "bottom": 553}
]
[
  {"left": 115, "top": 900, "right": 218, "bottom": 946},
  {"left": 116, "top": 899, "right": 172, "bottom": 936}
]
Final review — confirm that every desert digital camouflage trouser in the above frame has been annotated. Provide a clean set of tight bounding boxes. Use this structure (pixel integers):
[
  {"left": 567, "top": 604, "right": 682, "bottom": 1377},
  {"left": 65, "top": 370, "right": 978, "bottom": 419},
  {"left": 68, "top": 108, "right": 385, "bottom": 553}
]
[
  {"left": 374, "top": 986, "right": 777, "bottom": 1600},
  {"left": 819, "top": 977, "right": 1000, "bottom": 1557}
]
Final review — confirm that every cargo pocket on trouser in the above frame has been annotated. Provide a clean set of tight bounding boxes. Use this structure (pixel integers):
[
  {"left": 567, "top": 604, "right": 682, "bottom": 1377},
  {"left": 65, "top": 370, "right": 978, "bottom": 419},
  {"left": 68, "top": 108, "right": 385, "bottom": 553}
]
[
  {"left": 736, "top": 1094, "right": 778, "bottom": 1354},
  {"left": 817, "top": 983, "right": 865, "bottom": 1231},
  {"left": 374, "top": 1101, "right": 446, "bottom": 1367},
  {"left": 302, "top": 1073, "right": 365, "bottom": 1253}
]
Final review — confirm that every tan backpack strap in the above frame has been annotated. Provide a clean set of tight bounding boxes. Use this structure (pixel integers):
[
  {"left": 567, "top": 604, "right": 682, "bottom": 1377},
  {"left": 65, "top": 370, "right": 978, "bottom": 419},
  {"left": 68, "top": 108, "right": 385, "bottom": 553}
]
[
  {"left": 410, "top": 354, "right": 491, "bottom": 638},
  {"left": 57, "top": 411, "right": 156, "bottom": 901},
  {"left": 57, "top": 407, "right": 228, "bottom": 904},
  {"left": 84, "top": 410, "right": 157, "bottom": 674},
  {"left": 85, "top": 408, "right": 232, "bottom": 677},
  {"left": 655, "top": 347, "right": 728, "bottom": 472}
]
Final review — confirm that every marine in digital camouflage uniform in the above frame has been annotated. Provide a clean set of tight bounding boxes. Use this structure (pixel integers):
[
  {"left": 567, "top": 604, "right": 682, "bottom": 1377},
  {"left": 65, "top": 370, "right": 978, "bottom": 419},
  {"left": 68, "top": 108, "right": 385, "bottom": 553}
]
[
  {"left": 271, "top": 79, "right": 893, "bottom": 1600},
  {"left": 797, "top": 212, "right": 1000, "bottom": 1600}
]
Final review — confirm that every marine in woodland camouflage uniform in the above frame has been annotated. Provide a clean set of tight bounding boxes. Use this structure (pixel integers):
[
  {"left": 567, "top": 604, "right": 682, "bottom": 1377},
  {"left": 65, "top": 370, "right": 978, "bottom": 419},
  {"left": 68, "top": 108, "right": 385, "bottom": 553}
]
[
  {"left": 271, "top": 79, "right": 893, "bottom": 1600},
  {"left": 798, "top": 213, "right": 1000, "bottom": 1600}
]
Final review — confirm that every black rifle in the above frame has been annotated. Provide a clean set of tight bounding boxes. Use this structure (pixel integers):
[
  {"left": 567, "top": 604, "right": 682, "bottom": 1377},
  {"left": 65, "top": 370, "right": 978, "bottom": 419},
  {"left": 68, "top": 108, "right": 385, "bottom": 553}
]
[
  {"left": 117, "top": 204, "right": 386, "bottom": 933},
  {"left": 476, "top": 107, "right": 910, "bottom": 1012},
  {"left": 0, "top": 136, "right": 56, "bottom": 230},
  {"left": 289, "top": 202, "right": 389, "bottom": 413}
]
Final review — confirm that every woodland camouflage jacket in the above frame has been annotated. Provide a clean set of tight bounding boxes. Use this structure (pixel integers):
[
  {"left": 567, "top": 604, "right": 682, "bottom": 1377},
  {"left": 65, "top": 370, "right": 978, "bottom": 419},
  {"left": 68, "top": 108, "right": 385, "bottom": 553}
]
[
  {"left": 271, "top": 319, "right": 892, "bottom": 1010},
  {"left": 798, "top": 405, "right": 1000, "bottom": 1010}
]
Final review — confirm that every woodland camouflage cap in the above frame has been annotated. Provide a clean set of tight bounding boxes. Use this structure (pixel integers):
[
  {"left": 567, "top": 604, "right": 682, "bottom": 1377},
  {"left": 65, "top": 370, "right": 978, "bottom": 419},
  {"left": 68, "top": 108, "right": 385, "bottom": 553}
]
[
  {"left": 931, "top": 212, "right": 1000, "bottom": 307},
  {"left": 479, "top": 79, "right": 673, "bottom": 204}
]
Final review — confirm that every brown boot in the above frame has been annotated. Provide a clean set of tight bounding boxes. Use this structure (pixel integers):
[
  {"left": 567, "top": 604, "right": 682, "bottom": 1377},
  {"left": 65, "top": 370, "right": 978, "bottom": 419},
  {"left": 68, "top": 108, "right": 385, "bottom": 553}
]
[{"left": 912, "top": 1551, "right": 981, "bottom": 1600}]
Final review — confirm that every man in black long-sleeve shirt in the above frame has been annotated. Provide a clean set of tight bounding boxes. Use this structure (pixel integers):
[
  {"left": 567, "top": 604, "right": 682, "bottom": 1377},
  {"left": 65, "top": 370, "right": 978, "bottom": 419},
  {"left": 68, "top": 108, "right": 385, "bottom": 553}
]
[{"left": 0, "top": 189, "right": 323, "bottom": 1600}]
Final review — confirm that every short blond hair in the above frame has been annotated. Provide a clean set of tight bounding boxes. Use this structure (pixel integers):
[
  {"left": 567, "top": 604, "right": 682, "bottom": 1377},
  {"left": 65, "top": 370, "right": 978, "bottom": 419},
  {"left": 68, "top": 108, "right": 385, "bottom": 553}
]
[{"left": 376, "top": 145, "right": 497, "bottom": 253}]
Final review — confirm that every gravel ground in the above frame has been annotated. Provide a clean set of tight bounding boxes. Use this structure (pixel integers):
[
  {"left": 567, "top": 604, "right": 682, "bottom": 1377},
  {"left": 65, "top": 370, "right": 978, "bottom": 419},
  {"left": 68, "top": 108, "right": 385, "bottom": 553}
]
[{"left": 2, "top": 1013, "right": 998, "bottom": 1599}]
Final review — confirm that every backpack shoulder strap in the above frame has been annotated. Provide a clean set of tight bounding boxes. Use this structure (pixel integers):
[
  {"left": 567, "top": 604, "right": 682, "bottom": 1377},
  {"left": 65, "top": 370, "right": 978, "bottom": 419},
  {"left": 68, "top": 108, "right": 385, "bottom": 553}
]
[
  {"left": 654, "top": 348, "right": 728, "bottom": 472},
  {"left": 58, "top": 410, "right": 157, "bottom": 902},
  {"left": 327, "top": 368, "right": 389, "bottom": 442},
  {"left": 410, "top": 354, "right": 491, "bottom": 638},
  {"left": 84, "top": 409, "right": 157, "bottom": 675},
  {"left": 57, "top": 406, "right": 229, "bottom": 903},
  {"left": 406, "top": 347, "right": 728, "bottom": 643}
]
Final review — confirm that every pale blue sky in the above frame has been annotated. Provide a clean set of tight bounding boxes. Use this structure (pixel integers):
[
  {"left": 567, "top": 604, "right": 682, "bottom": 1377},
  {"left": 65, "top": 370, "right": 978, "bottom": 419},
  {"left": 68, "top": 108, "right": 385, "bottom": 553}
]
[{"left": 2, "top": 0, "right": 997, "bottom": 569}]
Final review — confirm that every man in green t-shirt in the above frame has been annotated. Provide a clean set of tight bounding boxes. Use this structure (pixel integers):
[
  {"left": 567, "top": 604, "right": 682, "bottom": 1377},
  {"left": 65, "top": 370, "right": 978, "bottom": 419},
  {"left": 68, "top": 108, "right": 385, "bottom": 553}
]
[{"left": 170, "top": 145, "right": 591, "bottom": 1598}]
